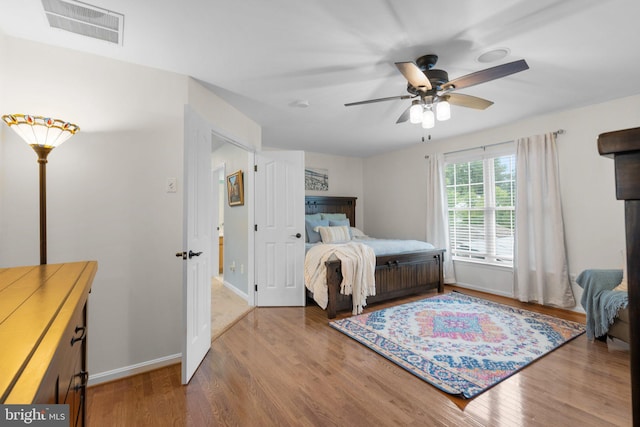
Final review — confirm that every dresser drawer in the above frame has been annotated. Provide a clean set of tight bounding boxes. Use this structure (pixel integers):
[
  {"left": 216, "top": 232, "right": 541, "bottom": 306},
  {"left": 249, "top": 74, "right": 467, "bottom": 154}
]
[{"left": 33, "top": 301, "right": 87, "bottom": 405}]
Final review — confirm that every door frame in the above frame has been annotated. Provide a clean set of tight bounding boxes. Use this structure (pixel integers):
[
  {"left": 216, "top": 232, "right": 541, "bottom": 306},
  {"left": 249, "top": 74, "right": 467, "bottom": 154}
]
[{"left": 208, "top": 126, "right": 256, "bottom": 307}]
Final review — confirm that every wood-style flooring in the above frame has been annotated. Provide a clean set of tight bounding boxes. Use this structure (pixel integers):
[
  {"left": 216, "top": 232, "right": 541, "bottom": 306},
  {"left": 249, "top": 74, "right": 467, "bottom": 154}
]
[{"left": 86, "top": 286, "right": 631, "bottom": 426}]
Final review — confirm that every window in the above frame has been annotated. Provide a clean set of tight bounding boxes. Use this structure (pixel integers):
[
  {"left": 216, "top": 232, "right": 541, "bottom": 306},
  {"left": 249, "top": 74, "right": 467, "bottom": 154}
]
[{"left": 445, "top": 151, "right": 516, "bottom": 266}]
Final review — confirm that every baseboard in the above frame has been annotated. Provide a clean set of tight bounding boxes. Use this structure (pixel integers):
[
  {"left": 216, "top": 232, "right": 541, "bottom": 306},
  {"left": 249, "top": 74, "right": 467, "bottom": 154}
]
[
  {"left": 453, "top": 282, "right": 583, "bottom": 313},
  {"left": 88, "top": 353, "right": 181, "bottom": 386},
  {"left": 453, "top": 282, "right": 513, "bottom": 298},
  {"left": 223, "top": 280, "right": 249, "bottom": 302}
]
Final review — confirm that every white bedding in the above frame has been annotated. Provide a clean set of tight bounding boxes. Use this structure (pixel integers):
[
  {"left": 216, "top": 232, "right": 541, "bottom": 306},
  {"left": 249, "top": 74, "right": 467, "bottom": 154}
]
[{"left": 306, "top": 237, "right": 435, "bottom": 256}]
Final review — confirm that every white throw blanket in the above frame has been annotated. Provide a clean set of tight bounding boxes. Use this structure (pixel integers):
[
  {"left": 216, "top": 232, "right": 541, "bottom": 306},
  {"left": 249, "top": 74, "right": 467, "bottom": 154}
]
[{"left": 304, "top": 242, "right": 376, "bottom": 315}]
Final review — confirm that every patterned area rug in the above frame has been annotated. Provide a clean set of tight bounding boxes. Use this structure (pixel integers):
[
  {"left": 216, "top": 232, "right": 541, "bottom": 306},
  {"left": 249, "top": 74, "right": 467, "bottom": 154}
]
[{"left": 330, "top": 292, "right": 585, "bottom": 398}]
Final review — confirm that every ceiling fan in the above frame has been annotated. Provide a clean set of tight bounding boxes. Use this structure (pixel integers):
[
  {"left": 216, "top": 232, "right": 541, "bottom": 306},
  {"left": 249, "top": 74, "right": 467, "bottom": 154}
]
[{"left": 345, "top": 54, "right": 529, "bottom": 129}]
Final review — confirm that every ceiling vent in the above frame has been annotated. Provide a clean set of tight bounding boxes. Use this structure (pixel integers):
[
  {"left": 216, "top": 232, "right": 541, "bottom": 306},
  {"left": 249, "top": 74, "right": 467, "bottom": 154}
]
[{"left": 41, "top": 0, "right": 124, "bottom": 45}]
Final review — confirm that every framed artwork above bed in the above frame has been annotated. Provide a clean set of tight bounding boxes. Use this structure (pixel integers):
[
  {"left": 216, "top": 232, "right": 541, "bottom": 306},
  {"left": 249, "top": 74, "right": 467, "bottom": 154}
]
[{"left": 305, "top": 167, "right": 328, "bottom": 191}]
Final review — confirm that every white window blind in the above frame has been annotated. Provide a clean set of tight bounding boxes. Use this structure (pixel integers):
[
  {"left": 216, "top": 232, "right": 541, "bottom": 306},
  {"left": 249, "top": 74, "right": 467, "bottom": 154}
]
[{"left": 445, "top": 146, "right": 516, "bottom": 266}]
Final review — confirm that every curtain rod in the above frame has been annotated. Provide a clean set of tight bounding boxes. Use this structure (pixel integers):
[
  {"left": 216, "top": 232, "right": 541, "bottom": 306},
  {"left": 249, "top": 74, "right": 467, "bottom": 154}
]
[
  {"left": 443, "top": 140, "right": 513, "bottom": 157},
  {"left": 424, "top": 129, "right": 566, "bottom": 159},
  {"left": 425, "top": 142, "right": 509, "bottom": 159}
]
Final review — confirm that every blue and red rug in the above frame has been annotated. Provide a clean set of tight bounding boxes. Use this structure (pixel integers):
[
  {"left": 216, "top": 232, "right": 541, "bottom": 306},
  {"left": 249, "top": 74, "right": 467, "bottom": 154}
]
[{"left": 330, "top": 291, "right": 585, "bottom": 398}]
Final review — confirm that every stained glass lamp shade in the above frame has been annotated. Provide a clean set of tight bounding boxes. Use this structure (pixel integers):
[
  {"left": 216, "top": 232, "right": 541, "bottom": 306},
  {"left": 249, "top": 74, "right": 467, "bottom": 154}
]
[{"left": 2, "top": 114, "right": 79, "bottom": 148}]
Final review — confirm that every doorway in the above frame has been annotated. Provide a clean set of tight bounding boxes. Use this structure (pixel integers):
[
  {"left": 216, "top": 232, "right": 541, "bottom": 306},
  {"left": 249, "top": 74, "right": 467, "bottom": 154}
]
[
  {"left": 183, "top": 106, "right": 302, "bottom": 381},
  {"left": 210, "top": 138, "right": 251, "bottom": 340}
]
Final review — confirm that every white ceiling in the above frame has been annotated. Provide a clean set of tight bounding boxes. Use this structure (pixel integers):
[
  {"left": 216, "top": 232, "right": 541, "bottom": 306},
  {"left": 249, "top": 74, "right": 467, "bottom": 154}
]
[{"left": 2, "top": 0, "right": 640, "bottom": 157}]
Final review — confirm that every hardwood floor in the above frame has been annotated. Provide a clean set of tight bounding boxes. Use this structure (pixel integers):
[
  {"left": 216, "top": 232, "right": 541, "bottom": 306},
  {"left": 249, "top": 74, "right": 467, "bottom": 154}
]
[{"left": 86, "top": 287, "right": 631, "bottom": 426}]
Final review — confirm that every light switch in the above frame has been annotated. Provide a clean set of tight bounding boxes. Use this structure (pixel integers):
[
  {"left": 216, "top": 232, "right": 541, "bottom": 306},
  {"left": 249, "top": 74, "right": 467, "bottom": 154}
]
[{"left": 166, "top": 177, "right": 177, "bottom": 193}]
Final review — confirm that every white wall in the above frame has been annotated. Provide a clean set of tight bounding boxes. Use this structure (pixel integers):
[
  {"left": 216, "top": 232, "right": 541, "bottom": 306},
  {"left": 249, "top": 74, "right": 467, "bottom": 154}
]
[
  {"left": 364, "top": 94, "right": 640, "bottom": 308},
  {"left": 0, "top": 36, "right": 260, "bottom": 383},
  {"left": 303, "top": 151, "right": 365, "bottom": 229},
  {"left": 187, "top": 79, "right": 261, "bottom": 151}
]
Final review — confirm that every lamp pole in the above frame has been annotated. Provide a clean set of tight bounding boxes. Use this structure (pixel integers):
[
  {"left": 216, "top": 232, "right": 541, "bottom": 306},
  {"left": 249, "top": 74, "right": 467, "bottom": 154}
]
[{"left": 32, "top": 145, "right": 53, "bottom": 265}]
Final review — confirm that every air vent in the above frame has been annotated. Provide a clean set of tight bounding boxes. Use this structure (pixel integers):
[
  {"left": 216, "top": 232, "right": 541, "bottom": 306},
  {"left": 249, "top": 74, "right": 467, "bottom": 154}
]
[{"left": 41, "top": 0, "right": 124, "bottom": 45}]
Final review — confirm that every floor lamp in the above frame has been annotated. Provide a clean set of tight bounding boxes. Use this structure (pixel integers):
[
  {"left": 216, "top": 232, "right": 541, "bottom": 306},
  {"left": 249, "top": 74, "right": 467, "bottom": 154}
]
[{"left": 2, "top": 114, "right": 79, "bottom": 265}]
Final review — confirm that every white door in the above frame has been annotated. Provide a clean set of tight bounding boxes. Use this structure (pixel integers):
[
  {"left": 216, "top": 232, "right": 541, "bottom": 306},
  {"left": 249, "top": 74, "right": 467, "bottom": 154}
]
[
  {"left": 255, "top": 150, "right": 305, "bottom": 306},
  {"left": 181, "top": 105, "right": 212, "bottom": 384}
]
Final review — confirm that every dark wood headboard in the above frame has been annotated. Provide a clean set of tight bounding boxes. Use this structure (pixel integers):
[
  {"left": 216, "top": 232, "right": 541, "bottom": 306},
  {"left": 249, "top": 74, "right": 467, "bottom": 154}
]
[{"left": 305, "top": 196, "right": 357, "bottom": 227}]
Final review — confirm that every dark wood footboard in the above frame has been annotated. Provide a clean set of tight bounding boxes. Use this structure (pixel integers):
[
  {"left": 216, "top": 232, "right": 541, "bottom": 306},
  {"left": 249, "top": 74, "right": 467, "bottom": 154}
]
[{"left": 322, "top": 249, "right": 444, "bottom": 318}]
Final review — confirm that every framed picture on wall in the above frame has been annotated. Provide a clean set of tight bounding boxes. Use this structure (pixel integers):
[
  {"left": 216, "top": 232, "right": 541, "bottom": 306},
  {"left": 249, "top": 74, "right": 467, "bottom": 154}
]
[
  {"left": 227, "top": 170, "right": 244, "bottom": 206},
  {"left": 305, "top": 167, "right": 328, "bottom": 191}
]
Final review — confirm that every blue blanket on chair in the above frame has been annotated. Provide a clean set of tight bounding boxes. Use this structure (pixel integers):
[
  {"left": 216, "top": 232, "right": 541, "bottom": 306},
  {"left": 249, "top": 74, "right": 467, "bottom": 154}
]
[{"left": 576, "top": 269, "right": 628, "bottom": 340}]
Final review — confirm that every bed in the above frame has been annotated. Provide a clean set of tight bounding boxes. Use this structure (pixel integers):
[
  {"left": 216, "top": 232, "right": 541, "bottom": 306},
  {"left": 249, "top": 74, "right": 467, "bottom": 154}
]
[{"left": 305, "top": 196, "right": 444, "bottom": 318}]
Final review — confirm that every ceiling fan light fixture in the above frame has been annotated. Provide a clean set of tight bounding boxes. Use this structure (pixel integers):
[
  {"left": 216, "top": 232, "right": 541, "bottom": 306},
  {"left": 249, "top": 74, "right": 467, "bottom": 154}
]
[
  {"left": 409, "top": 101, "right": 423, "bottom": 124},
  {"left": 422, "top": 109, "right": 435, "bottom": 129},
  {"left": 437, "top": 101, "right": 451, "bottom": 121},
  {"left": 344, "top": 53, "right": 528, "bottom": 127}
]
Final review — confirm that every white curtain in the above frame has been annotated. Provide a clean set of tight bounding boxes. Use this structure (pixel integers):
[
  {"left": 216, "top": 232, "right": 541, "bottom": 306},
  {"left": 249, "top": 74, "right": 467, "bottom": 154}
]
[
  {"left": 426, "top": 153, "right": 456, "bottom": 284},
  {"left": 514, "top": 133, "right": 575, "bottom": 307}
]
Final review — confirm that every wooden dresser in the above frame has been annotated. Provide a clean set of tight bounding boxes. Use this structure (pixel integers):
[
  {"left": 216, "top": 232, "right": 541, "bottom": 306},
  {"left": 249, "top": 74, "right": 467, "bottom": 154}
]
[
  {"left": 598, "top": 127, "right": 640, "bottom": 426},
  {"left": 0, "top": 261, "right": 97, "bottom": 426}
]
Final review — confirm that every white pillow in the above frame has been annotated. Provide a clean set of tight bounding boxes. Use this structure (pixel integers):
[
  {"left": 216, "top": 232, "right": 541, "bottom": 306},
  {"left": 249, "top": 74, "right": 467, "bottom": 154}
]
[
  {"left": 315, "top": 225, "right": 352, "bottom": 243},
  {"left": 350, "top": 227, "right": 368, "bottom": 238}
]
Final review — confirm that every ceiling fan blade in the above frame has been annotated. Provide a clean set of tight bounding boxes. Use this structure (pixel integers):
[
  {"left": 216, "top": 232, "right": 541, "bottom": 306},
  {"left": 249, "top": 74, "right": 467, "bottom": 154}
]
[
  {"left": 396, "top": 106, "right": 411, "bottom": 123},
  {"left": 446, "top": 93, "right": 494, "bottom": 110},
  {"left": 442, "top": 59, "right": 529, "bottom": 91},
  {"left": 344, "top": 94, "right": 411, "bottom": 107},
  {"left": 395, "top": 62, "right": 432, "bottom": 91}
]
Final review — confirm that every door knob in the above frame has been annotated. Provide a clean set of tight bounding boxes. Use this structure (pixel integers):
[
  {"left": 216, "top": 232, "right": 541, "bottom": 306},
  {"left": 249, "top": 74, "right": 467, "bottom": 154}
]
[
  {"left": 292, "top": 233, "right": 302, "bottom": 239},
  {"left": 176, "top": 251, "right": 187, "bottom": 260},
  {"left": 188, "top": 250, "right": 203, "bottom": 259}
]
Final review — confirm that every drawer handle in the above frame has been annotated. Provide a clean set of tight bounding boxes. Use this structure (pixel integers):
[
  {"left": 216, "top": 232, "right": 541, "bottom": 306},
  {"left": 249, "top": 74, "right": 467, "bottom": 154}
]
[
  {"left": 71, "top": 326, "right": 86, "bottom": 346},
  {"left": 386, "top": 260, "right": 400, "bottom": 269}
]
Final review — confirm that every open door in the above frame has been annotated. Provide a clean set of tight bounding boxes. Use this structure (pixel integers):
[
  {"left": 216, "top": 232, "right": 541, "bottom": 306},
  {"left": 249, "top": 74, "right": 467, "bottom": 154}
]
[
  {"left": 254, "top": 150, "right": 305, "bottom": 306},
  {"left": 181, "top": 105, "right": 212, "bottom": 384}
]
